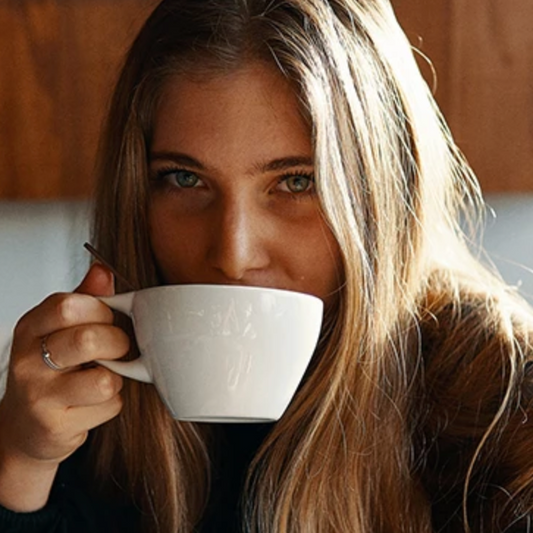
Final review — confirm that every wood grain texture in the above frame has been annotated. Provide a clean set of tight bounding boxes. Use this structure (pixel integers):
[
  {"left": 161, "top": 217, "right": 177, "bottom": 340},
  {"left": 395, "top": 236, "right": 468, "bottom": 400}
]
[
  {"left": 447, "top": 0, "right": 533, "bottom": 192},
  {"left": 394, "top": 0, "right": 533, "bottom": 192},
  {"left": 393, "top": 0, "right": 452, "bottom": 110},
  {"left": 0, "top": 0, "right": 531, "bottom": 198},
  {"left": 0, "top": 0, "right": 155, "bottom": 199}
]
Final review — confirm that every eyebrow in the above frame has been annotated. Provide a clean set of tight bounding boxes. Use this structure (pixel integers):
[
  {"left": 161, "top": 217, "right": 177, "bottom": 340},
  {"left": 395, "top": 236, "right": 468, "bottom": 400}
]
[
  {"left": 255, "top": 156, "right": 314, "bottom": 173},
  {"left": 149, "top": 151, "right": 314, "bottom": 174},
  {"left": 150, "top": 151, "right": 206, "bottom": 171}
]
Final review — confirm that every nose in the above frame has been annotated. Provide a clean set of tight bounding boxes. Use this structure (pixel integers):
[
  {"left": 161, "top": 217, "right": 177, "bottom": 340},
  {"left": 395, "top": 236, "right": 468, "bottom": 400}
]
[{"left": 207, "top": 195, "right": 269, "bottom": 281}]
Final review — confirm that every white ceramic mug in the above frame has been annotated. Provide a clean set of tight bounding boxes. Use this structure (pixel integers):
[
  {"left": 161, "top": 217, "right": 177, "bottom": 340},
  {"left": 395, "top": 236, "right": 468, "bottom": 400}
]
[{"left": 98, "top": 284, "right": 323, "bottom": 423}]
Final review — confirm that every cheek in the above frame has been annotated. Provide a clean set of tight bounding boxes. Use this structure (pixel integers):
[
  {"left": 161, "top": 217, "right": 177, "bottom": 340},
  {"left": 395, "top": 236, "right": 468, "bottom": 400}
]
[
  {"left": 288, "top": 220, "right": 343, "bottom": 302},
  {"left": 314, "top": 237, "right": 343, "bottom": 300},
  {"left": 148, "top": 205, "right": 206, "bottom": 282}
]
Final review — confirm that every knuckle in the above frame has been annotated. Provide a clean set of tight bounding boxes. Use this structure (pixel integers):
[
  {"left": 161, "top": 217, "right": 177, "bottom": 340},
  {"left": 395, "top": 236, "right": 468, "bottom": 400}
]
[
  {"left": 54, "top": 294, "right": 80, "bottom": 327},
  {"left": 72, "top": 326, "right": 98, "bottom": 355},
  {"left": 96, "top": 371, "right": 122, "bottom": 399}
]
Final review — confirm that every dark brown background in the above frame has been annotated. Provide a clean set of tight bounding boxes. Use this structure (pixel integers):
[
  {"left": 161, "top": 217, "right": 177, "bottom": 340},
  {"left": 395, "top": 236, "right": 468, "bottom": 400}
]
[{"left": 0, "top": 0, "right": 531, "bottom": 199}]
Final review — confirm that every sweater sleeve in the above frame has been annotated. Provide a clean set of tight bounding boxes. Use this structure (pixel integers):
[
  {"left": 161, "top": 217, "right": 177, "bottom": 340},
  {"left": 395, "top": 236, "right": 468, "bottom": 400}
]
[
  {"left": 0, "top": 506, "right": 65, "bottom": 533},
  {"left": 0, "top": 502, "right": 63, "bottom": 533},
  {"left": 0, "top": 448, "right": 140, "bottom": 533},
  {"left": 0, "top": 469, "right": 69, "bottom": 533}
]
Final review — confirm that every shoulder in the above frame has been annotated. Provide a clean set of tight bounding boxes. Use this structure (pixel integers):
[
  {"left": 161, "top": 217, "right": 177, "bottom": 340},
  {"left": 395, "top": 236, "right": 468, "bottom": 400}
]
[
  {"left": 418, "top": 275, "right": 533, "bottom": 402},
  {"left": 415, "top": 274, "right": 533, "bottom": 531}
]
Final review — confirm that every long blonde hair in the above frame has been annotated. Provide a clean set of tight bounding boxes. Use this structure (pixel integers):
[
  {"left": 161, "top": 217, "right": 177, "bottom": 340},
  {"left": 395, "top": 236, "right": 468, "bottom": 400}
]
[{"left": 91, "top": 1, "right": 533, "bottom": 531}]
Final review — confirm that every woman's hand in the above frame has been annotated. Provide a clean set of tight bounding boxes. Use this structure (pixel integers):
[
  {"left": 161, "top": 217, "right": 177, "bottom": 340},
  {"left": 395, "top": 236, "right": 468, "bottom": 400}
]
[{"left": 0, "top": 263, "right": 130, "bottom": 512}]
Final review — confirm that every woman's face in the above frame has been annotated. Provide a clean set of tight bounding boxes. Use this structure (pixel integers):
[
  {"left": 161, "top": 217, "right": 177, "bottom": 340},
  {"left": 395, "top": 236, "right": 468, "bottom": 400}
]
[{"left": 148, "top": 62, "right": 342, "bottom": 305}]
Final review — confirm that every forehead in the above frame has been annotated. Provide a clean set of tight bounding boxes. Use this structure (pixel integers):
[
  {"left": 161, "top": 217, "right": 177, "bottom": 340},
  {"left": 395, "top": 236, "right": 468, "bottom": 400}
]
[{"left": 150, "top": 62, "right": 313, "bottom": 160}]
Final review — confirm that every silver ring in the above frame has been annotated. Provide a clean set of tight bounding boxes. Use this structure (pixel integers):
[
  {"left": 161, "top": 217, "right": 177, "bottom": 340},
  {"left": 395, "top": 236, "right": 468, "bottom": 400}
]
[{"left": 41, "top": 336, "right": 64, "bottom": 372}]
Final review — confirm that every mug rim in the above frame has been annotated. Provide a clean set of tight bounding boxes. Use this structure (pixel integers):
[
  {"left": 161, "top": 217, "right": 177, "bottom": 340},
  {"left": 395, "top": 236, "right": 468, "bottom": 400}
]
[{"left": 132, "top": 283, "right": 324, "bottom": 303}]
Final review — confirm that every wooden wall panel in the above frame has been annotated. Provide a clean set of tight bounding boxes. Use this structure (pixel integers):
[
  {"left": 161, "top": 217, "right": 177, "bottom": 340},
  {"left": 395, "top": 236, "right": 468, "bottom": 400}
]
[
  {"left": 0, "top": 1, "right": 531, "bottom": 198},
  {"left": 0, "top": 0, "right": 155, "bottom": 199},
  {"left": 394, "top": 0, "right": 533, "bottom": 192},
  {"left": 393, "top": 0, "right": 452, "bottom": 111},
  {"left": 447, "top": 0, "right": 533, "bottom": 192}
]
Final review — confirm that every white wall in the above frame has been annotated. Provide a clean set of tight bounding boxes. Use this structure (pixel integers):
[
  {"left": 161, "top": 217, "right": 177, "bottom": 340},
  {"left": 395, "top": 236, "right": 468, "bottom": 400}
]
[
  {"left": 481, "top": 194, "right": 533, "bottom": 302},
  {"left": 0, "top": 201, "right": 91, "bottom": 365},
  {"left": 0, "top": 194, "right": 532, "bottom": 373}
]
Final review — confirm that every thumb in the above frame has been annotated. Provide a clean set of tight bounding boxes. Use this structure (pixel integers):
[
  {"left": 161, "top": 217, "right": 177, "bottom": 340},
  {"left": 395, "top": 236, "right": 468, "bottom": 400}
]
[{"left": 75, "top": 263, "right": 115, "bottom": 297}]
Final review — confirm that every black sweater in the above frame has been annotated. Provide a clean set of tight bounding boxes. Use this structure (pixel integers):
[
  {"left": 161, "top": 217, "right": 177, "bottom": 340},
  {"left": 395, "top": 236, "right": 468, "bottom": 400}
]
[
  {"left": 0, "top": 423, "right": 272, "bottom": 533},
  {"left": 1, "top": 422, "right": 530, "bottom": 533}
]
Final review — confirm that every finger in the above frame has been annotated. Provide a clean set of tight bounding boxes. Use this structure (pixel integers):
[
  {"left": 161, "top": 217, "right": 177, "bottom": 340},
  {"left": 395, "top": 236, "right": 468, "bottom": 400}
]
[
  {"left": 75, "top": 262, "right": 115, "bottom": 297},
  {"left": 65, "top": 395, "right": 124, "bottom": 433},
  {"left": 42, "top": 324, "right": 130, "bottom": 370},
  {"left": 14, "top": 292, "right": 114, "bottom": 343},
  {"left": 48, "top": 366, "right": 124, "bottom": 408}
]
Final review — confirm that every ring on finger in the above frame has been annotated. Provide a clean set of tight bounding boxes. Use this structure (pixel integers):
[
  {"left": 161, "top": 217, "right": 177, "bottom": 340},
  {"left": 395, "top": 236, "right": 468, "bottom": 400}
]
[{"left": 41, "top": 335, "right": 65, "bottom": 372}]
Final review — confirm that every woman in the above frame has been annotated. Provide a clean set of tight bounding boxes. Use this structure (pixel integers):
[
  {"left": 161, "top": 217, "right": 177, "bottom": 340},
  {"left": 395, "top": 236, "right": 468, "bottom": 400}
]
[{"left": 1, "top": 0, "right": 533, "bottom": 531}]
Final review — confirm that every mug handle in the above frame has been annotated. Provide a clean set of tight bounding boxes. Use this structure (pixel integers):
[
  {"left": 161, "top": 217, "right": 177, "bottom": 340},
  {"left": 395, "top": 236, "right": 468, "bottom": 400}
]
[{"left": 96, "top": 293, "right": 152, "bottom": 384}]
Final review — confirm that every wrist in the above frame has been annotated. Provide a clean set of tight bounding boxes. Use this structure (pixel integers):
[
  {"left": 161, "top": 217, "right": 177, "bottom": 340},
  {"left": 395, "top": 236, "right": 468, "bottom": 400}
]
[{"left": 0, "top": 449, "right": 59, "bottom": 512}]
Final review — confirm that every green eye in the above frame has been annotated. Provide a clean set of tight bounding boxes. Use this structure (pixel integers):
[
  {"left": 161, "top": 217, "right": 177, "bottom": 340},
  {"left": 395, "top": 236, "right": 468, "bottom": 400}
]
[
  {"left": 284, "top": 175, "right": 313, "bottom": 193},
  {"left": 174, "top": 170, "right": 199, "bottom": 188}
]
